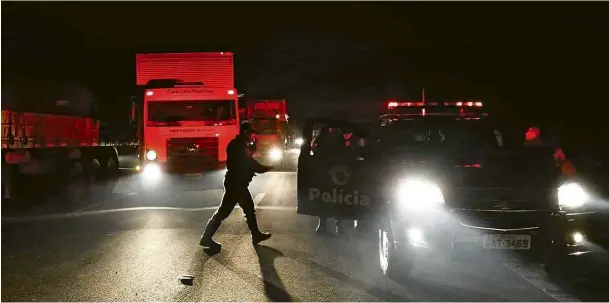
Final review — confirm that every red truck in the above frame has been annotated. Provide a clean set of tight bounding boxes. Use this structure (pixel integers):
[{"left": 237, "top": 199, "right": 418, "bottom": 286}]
[
  {"left": 135, "top": 52, "right": 240, "bottom": 177},
  {"left": 242, "top": 99, "right": 288, "bottom": 166},
  {"left": 2, "top": 80, "right": 138, "bottom": 207}
]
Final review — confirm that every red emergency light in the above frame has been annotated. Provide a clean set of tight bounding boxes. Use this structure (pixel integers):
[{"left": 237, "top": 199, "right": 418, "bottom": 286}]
[
  {"left": 387, "top": 100, "right": 483, "bottom": 109},
  {"left": 452, "top": 101, "right": 483, "bottom": 107},
  {"left": 387, "top": 101, "right": 425, "bottom": 108}
]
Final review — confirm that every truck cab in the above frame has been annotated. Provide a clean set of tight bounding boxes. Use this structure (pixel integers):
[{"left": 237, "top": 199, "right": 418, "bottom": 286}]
[
  {"left": 245, "top": 99, "right": 289, "bottom": 166},
  {"left": 140, "top": 82, "right": 239, "bottom": 174},
  {"left": 135, "top": 52, "right": 239, "bottom": 175}
]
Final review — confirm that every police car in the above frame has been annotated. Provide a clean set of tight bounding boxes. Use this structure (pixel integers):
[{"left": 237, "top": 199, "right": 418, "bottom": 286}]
[{"left": 297, "top": 100, "right": 597, "bottom": 278}]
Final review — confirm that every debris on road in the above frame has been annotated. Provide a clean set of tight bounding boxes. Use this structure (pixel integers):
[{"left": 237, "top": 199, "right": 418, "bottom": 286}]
[{"left": 179, "top": 275, "right": 195, "bottom": 286}]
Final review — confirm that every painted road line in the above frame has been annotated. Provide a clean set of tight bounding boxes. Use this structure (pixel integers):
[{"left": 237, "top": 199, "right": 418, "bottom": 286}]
[
  {"left": 254, "top": 193, "right": 266, "bottom": 207},
  {"left": 74, "top": 192, "right": 137, "bottom": 212},
  {"left": 2, "top": 206, "right": 219, "bottom": 224},
  {"left": 502, "top": 258, "right": 581, "bottom": 302},
  {"left": 256, "top": 205, "right": 296, "bottom": 211}
]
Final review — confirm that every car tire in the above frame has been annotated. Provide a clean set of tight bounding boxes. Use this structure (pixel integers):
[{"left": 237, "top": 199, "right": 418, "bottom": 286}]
[{"left": 378, "top": 221, "right": 413, "bottom": 279}]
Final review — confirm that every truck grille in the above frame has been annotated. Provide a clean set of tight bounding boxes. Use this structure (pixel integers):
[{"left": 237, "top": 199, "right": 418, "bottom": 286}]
[{"left": 166, "top": 137, "right": 219, "bottom": 172}]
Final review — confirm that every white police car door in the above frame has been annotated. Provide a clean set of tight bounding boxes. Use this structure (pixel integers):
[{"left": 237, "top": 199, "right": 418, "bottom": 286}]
[{"left": 297, "top": 119, "right": 381, "bottom": 220}]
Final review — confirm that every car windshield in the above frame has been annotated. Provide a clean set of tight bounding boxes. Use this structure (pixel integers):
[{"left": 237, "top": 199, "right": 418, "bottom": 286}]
[
  {"left": 378, "top": 118, "right": 502, "bottom": 153},
  {"left": 147, "top": 100, "right": 235, "bottom": 123}
]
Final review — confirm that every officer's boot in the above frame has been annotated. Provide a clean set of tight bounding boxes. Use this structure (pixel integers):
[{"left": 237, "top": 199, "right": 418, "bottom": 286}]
[
  {"left": 316, "top": 217, "right": 328, "bottom": 233},
  {"left": 246, "top": 215, "right": 272, "bottom": 245},
  {"left": 335, "top": 219, "right": 346, "bottom": 235},
  {"left": 199, "top": 216, "right": 222, "bottom": 251}
]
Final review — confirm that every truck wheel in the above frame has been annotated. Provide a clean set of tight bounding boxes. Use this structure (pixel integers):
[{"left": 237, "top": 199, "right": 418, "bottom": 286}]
[
  {"left": 62, "top": 160, "right": 92, "bottom": 206},
  {"left": 378, "top": 222, "right": 413, "bottom": 279},
  {"left": 103, "top": 156, "right": 119, "bottom": 180},
  {"left": 90, "top": 159, "right": 103, "bottom": 181},
  {"left": 89, "top": 158, "right": 115, "bottom": 203}
]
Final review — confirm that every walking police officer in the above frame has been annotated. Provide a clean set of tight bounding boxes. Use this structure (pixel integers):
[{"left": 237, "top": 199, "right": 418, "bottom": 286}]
[{"left": 199, "top": 122, "right": 273, "bottom": 251}]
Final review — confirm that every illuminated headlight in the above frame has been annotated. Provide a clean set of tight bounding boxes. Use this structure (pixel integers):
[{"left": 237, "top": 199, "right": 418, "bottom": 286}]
[
  {"left": 558, "top": 182, "right": 590, "bottom": 209},
  {"left": 397, "top": 179, "right": 445, "bottom": 209},
  {"left": 295, "top": 138, "right": 304, "bottom": 146},
  {"left": 142, "top": 163, "right": 162, "bottom": 183},
  {"left": 269, "top": 147, "right": 283, "bottom": 161},
  {"left": 146, "top": 150, "right": 157, "bottom": 161},
  {"left": 572, "top": 232, "right": 585, "bottom": 244}
]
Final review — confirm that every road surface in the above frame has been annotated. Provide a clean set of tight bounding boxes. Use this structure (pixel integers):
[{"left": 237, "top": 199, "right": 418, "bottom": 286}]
[{"left": 2, "top": 156, "right": 609, "bottom": 301}]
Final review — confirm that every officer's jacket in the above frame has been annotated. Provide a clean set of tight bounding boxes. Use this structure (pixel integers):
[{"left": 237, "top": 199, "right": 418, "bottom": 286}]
[{"left": 224, "top": 135, "right": 268, "bottom": 186}]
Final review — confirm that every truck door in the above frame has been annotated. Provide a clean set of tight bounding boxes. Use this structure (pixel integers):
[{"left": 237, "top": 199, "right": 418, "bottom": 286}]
[{"left": 297, "top": 119, "right": 382, "bottom": 220}]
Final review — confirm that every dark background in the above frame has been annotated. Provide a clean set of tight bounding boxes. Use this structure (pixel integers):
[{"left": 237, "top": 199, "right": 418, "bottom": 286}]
[{"left": 3, "top": 1, "right": 609, "bottom": 148}]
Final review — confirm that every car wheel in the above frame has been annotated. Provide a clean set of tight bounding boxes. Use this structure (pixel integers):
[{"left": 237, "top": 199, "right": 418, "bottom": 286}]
[{"left": 378, "top": 222, "right": 413, "bottom": 279}]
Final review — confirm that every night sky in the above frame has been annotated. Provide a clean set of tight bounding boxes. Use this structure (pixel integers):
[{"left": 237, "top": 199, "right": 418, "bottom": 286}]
[{"left": 3, "top": 2, "right": 609, "bottom": 145}]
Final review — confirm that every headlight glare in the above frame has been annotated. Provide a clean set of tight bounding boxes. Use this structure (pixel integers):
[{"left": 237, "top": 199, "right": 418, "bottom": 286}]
[
  {"left": 269, "top": 147, "right": 283, "bottom": 161},
  {"left": 558, "top": 182, "right": 590, "bottom": 209},
  {"left": 397, "top": 178, "right": 445, "bottom": 207}
]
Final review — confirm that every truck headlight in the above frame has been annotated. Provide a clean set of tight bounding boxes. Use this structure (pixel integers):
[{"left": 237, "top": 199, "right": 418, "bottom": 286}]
[
  {"left": 397, "top": 178, "right": 445, "bottom": 209},
  {"left": 558, "top": 182, "right": 590, "bottom": 209},
  {"left": 295, "top": 138, "right": 304, "bottom": 146},
  {"left": 269, "top": 147, "right": 283, "bottom": 161},
  {"left": 142, "top": 163, "right": 162, "bottom": 184},
  {"left": 146, "top": 150, "right": 157, "bottom": 161}
]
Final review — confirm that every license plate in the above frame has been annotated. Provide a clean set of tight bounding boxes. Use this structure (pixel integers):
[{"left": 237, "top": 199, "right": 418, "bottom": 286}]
[{"left": 482, "top": 234, "right": 531, "bottom": 250}]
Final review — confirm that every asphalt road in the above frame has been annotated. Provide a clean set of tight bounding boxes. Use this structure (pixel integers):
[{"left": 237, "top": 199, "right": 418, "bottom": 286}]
[{"left": 2, "top": 152, "right": 609, "bottom": 302}]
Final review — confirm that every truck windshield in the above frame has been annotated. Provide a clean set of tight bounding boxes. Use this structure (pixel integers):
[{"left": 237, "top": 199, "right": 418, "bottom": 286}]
[
  {"left": 147, "top": 100, "right": 235, "bottom": 123},
  {"left": 252, "top": 118, "right": 279, "bottom": 135}
]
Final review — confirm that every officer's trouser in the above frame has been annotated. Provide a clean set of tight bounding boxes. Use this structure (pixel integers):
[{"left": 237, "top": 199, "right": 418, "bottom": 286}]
[{"left": 205, "top": 183, "right": 260, "bottom": 236}]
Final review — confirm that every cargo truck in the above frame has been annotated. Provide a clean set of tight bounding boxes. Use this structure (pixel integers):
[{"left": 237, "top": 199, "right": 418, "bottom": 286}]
[
  {"left": 134, "top": 52, "right": 240, "bottom": 176},
  {"left": 242, "top": 98, "right": 288, "bottom": 166},
  {"left": 1, "top": 79, "right": 138, "bottom": 208}
]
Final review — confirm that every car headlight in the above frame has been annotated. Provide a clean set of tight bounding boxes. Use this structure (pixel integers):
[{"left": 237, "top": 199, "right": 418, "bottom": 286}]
[
  {"left": 295, "top": 138, "right": 304, "bottom": 146},
  {"left": 558, "top": 182, "right": 590, "bottom": 209},
  {"left": 146, "top": 150, "right": 157, "bottom": 161},
  {"left": 396, "top": 178, "right": 445, "bottom": 209},
  {"left": 269, "top": 147, "right": 283, "bottom": 161}
]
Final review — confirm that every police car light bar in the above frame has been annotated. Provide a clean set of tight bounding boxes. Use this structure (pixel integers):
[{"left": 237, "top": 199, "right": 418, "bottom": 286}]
[
  {"left": 387, "top": 101, "right": 425, "bottom": 108},
  {"left": 453, "top": 101, "right": 483, "bottom": 107},
  {"left": 387, "top": 100, "right": 483, "bottom": 109}
]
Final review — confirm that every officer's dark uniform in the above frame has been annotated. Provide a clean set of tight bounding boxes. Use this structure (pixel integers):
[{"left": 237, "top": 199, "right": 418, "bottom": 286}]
[{"left": 199, "top": 122, "right": 272, "bottom": 251}]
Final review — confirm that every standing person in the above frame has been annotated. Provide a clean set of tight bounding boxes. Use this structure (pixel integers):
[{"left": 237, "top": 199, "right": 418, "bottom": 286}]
[
  {"left": 313, "top": 127, "right": 347, "bottom": 234},
  {"left": 199, "top": 122, "right": 273, "bottom": 251}
]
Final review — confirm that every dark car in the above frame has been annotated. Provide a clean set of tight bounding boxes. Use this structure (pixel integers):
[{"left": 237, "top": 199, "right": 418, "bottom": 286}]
[{"left": 297, "top": 103, "right": 600, "bottom": 278}]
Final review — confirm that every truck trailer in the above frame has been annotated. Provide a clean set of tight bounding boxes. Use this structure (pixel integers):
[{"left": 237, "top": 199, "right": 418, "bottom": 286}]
[{"left": 2, "top": 80, "right": 138, "bottom": 208}]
